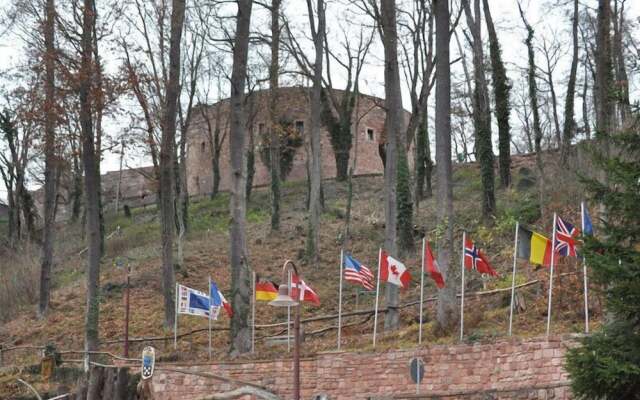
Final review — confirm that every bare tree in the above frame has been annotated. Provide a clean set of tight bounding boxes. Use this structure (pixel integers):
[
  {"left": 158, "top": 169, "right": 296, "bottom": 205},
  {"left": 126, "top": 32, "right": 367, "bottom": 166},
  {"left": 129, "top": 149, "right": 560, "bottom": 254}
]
[
  {"left": 229, "top": 0, "right": 253, "bottom": 355},
  {"left": 79, "top": 0, "right": 101, "bottom": 367},
  {"left": 268, "top": 0, "right": 282, "bottom": 231},
  {"left": 463, "top": 0, "right": 495, "bottom": 219},
  {"left": 595, "top": 0, "right": 613, "bottom": 138},
  {"left": 612, "top": 0, "right": 630, "bottom": 125},
  {"left": 519, "top": 2, "right": 545, "bottom": 217},
  {"left": 158, "top": 0, "right": 186, "bottom": 328},
  {"left": 482, "top": 0, "right": 511, "bottom": 187},
  {"left": 538, "top": 35, "right": 562, "bottom": 147},
  {"left": 561, "top": 0, "right": 579, "bottom": 161},
  {"left": 304, "top": 0, "right": 325, "bottom": 264},
  {"left": 38, "top": 0, "right": 58, "bottom": 318},
  {"left": 434, "top": 0, "right": 456, "bottom": 333}
]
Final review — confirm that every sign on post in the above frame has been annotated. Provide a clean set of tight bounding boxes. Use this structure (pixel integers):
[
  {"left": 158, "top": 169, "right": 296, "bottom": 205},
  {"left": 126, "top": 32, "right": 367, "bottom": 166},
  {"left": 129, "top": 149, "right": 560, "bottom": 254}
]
[
  {"left": 409, "top": 357, "right": 425, "bottom": 384},
  {"left": 141, "top": 346, "right": 155, "bottom": 380}
]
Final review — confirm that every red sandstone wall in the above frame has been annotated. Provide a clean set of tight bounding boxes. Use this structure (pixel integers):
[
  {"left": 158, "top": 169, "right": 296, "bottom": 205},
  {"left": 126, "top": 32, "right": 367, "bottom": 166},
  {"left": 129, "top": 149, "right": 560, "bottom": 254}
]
[{"left": 152, "top": 336, "right": 575, "bottom": 400}]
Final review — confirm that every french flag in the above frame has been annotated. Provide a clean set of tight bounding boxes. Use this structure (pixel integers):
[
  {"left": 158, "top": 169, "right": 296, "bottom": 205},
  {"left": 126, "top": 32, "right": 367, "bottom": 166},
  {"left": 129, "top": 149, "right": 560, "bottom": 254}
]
[{"left": 209, "top": 280, "right": 233, "bottom": 318}]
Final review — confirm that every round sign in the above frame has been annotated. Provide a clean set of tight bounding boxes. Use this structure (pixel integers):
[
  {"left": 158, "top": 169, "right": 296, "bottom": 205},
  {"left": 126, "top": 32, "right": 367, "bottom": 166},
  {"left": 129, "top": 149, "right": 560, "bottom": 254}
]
[{"left": 409, "top": 357, "right": 425, "bottom": 384}]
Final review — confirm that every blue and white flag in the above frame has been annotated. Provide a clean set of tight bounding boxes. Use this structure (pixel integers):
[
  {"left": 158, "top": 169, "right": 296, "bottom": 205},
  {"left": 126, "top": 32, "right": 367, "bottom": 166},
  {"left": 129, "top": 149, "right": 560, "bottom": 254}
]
[
  {"left": 582, "top": 204, "right": 594, "bottom": 236},
  {"left": 177, "top": 283, "right": 211, "bottom": 318}
]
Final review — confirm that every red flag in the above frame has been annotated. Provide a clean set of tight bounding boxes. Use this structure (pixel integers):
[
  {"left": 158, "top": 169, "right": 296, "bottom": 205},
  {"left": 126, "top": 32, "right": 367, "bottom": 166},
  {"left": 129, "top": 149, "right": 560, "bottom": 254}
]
[
  {"left": 424, "top": 241, "right": 445, "bottom": 288},
  {"left": 380, "top": 250, "right": 411, "bottom": 289},
  {"left": 464, "top": 237, "right": 498, "bottom": 277},
  {"left": 290, "top": 274, "right": 320, "bottom": 306}
]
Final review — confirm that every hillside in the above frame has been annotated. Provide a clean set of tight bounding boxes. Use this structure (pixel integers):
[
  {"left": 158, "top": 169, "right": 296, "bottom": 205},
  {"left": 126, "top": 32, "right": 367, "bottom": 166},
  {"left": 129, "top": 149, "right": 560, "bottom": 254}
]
[{"left": 0, "top": 154, "right": 599, "bottom": 397}]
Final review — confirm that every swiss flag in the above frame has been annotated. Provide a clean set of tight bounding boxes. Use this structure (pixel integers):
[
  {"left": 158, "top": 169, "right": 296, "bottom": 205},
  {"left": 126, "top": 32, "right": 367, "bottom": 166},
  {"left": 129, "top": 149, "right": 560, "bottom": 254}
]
[
  {"left": 424, "top": 241, "right": 445, "bottom": 289},
  {"left": 290, "top": 274, "right": 320, "bottom": 306},
  {"left": 380, "top": 250, "right": 411, "bottom": 289}
]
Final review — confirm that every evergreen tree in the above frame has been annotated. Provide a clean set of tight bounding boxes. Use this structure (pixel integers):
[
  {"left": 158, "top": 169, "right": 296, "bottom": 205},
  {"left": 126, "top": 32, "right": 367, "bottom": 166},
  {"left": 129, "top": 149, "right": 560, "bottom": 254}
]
[{"left": 566, "top": 126, "right": 640, "bottom": 399}]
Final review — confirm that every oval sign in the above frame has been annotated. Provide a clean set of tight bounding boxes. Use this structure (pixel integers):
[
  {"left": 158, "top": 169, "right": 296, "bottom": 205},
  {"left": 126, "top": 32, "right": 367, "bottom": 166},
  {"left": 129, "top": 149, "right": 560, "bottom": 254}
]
[
  {"left": 141, "top": 346, "right": 155, "bottom": 380},
  {"left": 409, "top": 357, "right": 425, "bottom": 384}
]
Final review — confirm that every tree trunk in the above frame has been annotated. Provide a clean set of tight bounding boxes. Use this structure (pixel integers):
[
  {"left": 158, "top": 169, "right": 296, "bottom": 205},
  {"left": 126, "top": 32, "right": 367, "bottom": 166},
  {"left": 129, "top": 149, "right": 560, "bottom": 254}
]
[
  {"left": 379, "top": 0, "right": 408, "bottom": 331},
  {"left": 464, "top": 0, "right": 495, "bottom": 220},
  {"left": 482, "top": 0, "right": 511, "bottom": 187},
  {"left": 269, "top": 0, "right": 282, "bottom": 231},
  {"left": 612, "top": 0, "right": 630, "bottom": 126},
  {"left": 519, "top": 4, "right": 545, "bottom": 218},
  {"left": 561, "top": 0, "right": 579, "bottom": 162},
  {"left": 595, "top": 0, "right": 613, "bottom": 137},
  {"left": 159, "top": 0, "right": 186, "bottom": 328},
  {"left": 434, "top": 0, "right": 456, "bottom": 333},
  {"left": 229, "top": 0, "right": 253, "bottom": 355},
  {"left": 305, "top": 0, "right": 325, "bottom": 265},
  {"left": 38, "top": 0, "right": 57, "bottom": 318},
  {"left": 79, "top": 0, "right": 101, "bottom": 368}
]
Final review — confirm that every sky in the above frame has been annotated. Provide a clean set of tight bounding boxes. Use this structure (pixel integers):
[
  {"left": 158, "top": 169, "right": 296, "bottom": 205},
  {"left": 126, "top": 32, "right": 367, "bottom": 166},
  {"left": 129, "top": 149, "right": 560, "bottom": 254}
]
[{"left": 0, "top": 0, "right": 638, "bottom": 201}]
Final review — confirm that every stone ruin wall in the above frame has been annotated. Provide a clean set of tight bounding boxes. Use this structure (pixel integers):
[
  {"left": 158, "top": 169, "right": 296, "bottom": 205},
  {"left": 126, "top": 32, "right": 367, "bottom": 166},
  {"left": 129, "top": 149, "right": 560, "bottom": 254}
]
[{"left": 185, "top": 87, "right": 400, "bottom": 197}]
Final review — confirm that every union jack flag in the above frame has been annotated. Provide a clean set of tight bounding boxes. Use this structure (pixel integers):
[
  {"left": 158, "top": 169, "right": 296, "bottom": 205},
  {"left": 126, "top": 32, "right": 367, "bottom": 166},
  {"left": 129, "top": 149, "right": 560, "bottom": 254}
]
[
  {"left": 555, "top": 216, "right": 579, "bottom": 257},
  {"left": 343, "top": 254, "right": 374, "bottom": 291},
  {"left": 464, "top": 237, "right": 498, "bottom": 277}
]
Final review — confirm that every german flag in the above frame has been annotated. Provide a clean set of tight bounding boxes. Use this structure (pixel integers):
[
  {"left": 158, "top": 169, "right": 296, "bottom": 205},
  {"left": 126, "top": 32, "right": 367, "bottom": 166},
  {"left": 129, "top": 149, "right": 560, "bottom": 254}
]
[
  {"left": 255, "top": 280, "right": 278, "bottom": 302},
  {"left": 517, "top": 226, "right": 552, "bottom": 267}
]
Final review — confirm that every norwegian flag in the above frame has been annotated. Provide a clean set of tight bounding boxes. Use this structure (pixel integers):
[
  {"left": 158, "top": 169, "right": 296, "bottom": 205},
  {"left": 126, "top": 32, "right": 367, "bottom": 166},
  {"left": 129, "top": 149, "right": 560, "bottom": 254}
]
[
  {"left": 464, "top": 237, "right": 498, "bottom": 277},
  {"left": 291, "top": 273, "right": 320, "bottom": 306},
  {"left": 343, "top": 254, "right": 375, "bottom": 291},
  {"left": 555, "top": 216, "right": 579, "bottom": 257}
]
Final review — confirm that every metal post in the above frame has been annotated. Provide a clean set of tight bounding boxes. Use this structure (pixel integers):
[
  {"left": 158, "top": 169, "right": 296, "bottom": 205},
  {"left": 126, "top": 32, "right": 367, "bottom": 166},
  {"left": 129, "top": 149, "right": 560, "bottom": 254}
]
[
  {"left": 174, "top": 282, "right": 178, "bottom": 349},
  {"left": 293, "top": 301, "right": 301, "bottom": 400},
  {"left": 508, "top": 222, "right": 519, "bottom": 336},
  {"left": 546, "top": 213, "right": 558, "bottom": 338},
  {"left": 460, "top": 231, "right": 466, "bottom": 342},
  {"left": 373, "top": 248, "right": 382, "bottom": 347},
  {"left": 581, "top": 202, "right": 589, "bottom": 334},
  {"left": 252, "top": 270, "right": 256, "bottom": 353},
  {"left": 337, "top": 249, "right": 344, "bottom": 350},
  {"left": 208, "top": 277, "right": 212, "bottom": 360},
  {"left": 418, "top": 238, "right": 425, "bottom": 345},
  {"left": 287, "top": 269, "right": 292, "bottom": 353},
  {"left": 124, "top": 263, "right": 131, "bottom": 357}
]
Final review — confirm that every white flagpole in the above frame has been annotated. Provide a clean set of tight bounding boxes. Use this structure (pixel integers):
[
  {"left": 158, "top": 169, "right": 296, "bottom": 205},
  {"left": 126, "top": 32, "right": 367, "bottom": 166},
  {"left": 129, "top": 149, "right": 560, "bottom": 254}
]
[
  {"left": 581, "top": 202, "right": 589, "bottom": 334},
  {"left": 252, "top": 270, "right": 256, "bottom": 353},
  {"left": 208, "top": 277, "right": 212, "bottom": 360},
  {"left": 460, "top": 231, "right": 466, "bottom": 342},
  {"left": 287, "top": 269, "right": 292, "bottom": 353},
  {"left": 174, "top": 282, "right": 178, "bottom": 349},
  {"left": 508, "top": 222, "right": 520, "bottom": 336},
  {"left": 546, "top": 213, "right": 558, "bottom": 338},
  {"left": 337, "top": 249, "right": 344, "bottom": 350},
  {"left": 373, "top": 248, "right": 382, "bottom": 347},
  {"left": 418, "top": 238, "right": 425, "bottom": 345}
]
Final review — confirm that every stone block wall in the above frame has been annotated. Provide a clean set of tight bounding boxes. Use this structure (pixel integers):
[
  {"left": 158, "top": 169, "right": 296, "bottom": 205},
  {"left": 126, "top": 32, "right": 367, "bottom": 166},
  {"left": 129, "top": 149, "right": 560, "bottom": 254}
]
[{"left": 151, "top": 336, "right": 575, "bottom": 400}]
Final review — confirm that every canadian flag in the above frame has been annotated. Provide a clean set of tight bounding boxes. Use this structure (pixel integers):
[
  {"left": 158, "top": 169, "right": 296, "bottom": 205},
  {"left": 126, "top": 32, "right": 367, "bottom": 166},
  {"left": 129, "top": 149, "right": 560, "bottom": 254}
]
[
  {"left": 424, "top": 241, "right": 446, "bottom": 289},
  {"left": 379, "top": 250, "right": 411, "bottom": 289}
]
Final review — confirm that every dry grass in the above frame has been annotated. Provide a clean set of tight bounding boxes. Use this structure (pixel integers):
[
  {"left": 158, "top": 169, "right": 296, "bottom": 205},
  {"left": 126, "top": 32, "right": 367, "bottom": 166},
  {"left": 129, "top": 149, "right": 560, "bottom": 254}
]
[
  {"left": 0, "top": 157, "right": 600, "bottom": 379},
  {"left": 0, "top": 244, "right": 40, "bottom": 322}
]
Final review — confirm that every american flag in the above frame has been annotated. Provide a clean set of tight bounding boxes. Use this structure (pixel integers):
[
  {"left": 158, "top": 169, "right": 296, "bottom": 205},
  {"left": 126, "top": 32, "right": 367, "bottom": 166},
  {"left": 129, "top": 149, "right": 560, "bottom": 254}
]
[
  {"left": 343, "top": 254, "right": 374, "bottom": 290},
  {"left": 555, "top": 216, "right": 579, "bottom": 257}
]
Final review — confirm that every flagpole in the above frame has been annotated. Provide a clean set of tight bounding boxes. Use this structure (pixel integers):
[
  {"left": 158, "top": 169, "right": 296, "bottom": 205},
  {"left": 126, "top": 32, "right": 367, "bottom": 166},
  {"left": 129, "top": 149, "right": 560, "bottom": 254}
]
[
  {"left": 546, "top": 213, "right": 558, "bottom": 338},
  {"left": 287, "top": 269, "right": 292, "bottom": 353},
  {"left": 418, "top": 238, "right": 425, "bottom": 345},
  {"left": 337, "top": 249, "right": 344, "bottom": 350},
  {"left": 508, "top": 222, "right": 520, "bottom": 336},
  {"left": 581, "top": 202, "right": 589, "bottom": 334},
  {"left": 174, "top": 282, "right": 178, "bottom": 350},
  {"left": 373, "top": 248, "right": 382, "bottom": 348},
  {"left": 208, "top": 277, "right": 212, "bottom": 360},
  {"left": 460, "top": 231, "right": 466, "bottom": 342},
  {"left": 252, "top": 270, "right": 256, "bottom": 353}
]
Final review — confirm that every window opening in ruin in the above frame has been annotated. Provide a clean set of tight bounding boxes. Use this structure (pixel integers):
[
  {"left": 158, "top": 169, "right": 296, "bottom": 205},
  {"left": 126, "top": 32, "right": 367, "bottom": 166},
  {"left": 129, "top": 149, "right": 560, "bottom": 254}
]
[
  {"left": 258, "top": 122, "right": 265, "bottom": 136},
  {"left": 201, "top": 142, "right": 205, "bottom": 153},
  {"left": 295, "top": 120, "right": 304, "bottom": 134},
  {"left": 366, "top": 128, "right": 374, "bottom": 141}
]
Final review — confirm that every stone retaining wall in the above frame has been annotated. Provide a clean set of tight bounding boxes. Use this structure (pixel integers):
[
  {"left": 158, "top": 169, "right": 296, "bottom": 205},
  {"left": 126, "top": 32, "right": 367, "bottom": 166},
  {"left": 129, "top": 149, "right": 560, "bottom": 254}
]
[{"left": 152, "top": 335, "right": 576, "bottom": 399}]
